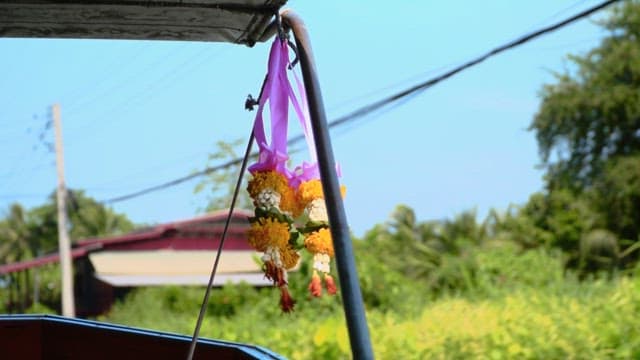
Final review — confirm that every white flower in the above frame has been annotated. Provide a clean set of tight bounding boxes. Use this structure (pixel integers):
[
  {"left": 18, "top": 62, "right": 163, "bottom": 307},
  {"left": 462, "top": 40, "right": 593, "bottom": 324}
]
[
  {"left": 312, "top": 252, "right": 331, "bottom": 274},
  {"left": 256, "top": 188, "right": 281, "bottom": 210},
  {"left": 307, "top": 198, "right": 328, "bottom": 222}
]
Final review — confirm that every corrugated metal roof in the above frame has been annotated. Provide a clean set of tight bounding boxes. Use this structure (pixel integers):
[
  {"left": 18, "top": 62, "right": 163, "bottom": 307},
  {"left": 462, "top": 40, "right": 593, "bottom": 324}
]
[
  {"left": 0, "top": 211, "right": 253, "bottom": 274},
  {"left": 0, "top": 247, "right": 89, "bottom": 274},
  {"left": 78, "top": 209, "right": 251, "bottom": 248}
]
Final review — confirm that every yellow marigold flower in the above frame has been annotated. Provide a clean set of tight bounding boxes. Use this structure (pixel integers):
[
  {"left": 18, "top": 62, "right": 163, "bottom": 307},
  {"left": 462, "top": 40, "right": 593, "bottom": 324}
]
[
  {"left": 297, "top": 179, "right": 347, "bottom": 207},
  {"left": 279, "top": 246, "right": 300, "bottom": 270},
  {"left": 304, "top": 228, "right": 334, "bottom": 257},
  {"left": 247, "top": 217, "right": 290, "bottom": 252},
  {"left": 247, "top": 170, "right": 297, "bottom": 213}
]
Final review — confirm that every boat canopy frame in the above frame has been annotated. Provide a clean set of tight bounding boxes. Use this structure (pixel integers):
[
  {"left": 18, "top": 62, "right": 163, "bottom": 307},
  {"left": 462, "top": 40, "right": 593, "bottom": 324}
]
[{"left": 0, "top": 2, "right": 374, "bottom": 358}]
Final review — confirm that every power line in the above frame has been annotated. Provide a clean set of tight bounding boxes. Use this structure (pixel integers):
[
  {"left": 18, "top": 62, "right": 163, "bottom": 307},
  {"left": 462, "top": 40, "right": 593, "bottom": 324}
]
[
  {"left": 323, "top": 0, "right": 619, "bottom": 131},
  {"left": 103, "top": 156, "right": 248, "bottom": 204},
  {"left": 65, "top": 45, "right": 230, "bottom": 150},
  {"left": 102, "top": 0, "right": 620, "bottom": 204}
]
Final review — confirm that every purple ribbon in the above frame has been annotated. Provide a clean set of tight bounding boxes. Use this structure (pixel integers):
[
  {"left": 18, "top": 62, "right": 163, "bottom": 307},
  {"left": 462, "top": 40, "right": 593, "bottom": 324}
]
[
  {"left": 249, "top": 38, "right": 340, "bottom": 187},
  {"left": 249, "top": 39, "right": 293, "bottom": 177}
]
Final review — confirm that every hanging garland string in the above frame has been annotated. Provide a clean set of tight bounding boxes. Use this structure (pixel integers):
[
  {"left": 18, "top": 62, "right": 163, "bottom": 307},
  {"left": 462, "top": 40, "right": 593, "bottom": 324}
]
[{"left": 247, "top": 37, "right": 345, "bottom": 312}]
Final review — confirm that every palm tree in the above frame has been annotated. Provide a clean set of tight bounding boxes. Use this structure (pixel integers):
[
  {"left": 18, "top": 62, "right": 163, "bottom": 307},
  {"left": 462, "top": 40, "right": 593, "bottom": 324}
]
[{"left": 0, "top": 204, "right": 35, "bottom": 264}]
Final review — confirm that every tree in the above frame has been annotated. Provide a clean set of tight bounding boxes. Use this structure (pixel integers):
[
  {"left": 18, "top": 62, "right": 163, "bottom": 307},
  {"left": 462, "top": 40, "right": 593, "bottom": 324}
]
[
  {"left": 527, "top": 2, "right": 640, "bottom": 270},
  {"left": 21, "top": 189, "right": 135, "bottom": 253},
  {"left": 0, "top": 190, "right": 135, "bottom": 311},
  {"left": 590, "top": 155, "right": 640, "bottom": 243},
  {"left": 361, "top": 205, "right": 484, "bottom": 295},
  {"left": 194, "top": 139, "right": 253, "bottom": 212},
  {"left": 0, "top": 204, "right": 35, "bottom": 264},
  {"left": 66, "top": 189, "right": 135, "bottom": 239},
  {"left": 530, "top": 1, "right": 640, "bottom": 191}
]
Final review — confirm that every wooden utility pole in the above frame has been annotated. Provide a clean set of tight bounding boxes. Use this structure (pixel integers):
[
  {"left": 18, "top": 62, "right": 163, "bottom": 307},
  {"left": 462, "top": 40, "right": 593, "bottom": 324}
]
[{"left": 52, "top": 104, "right": 75, "bottom": 317}]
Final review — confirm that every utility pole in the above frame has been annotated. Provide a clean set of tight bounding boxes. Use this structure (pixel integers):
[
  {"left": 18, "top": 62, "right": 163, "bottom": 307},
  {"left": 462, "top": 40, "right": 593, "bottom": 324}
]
[{"left": 52, "top": 104, "right": 75, "bottom": 317}]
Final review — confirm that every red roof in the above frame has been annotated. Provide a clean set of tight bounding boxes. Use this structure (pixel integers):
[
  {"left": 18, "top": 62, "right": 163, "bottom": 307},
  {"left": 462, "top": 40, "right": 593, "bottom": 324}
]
[{"left": 0, "top": 210, "right": 253, "bottom": 275}]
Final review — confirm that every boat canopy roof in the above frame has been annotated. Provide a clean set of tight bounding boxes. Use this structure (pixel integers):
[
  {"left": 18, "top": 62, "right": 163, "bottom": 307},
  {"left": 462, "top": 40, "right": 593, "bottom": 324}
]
[{"left": 0, "top": 0, "right": 285, "bottom": 45}]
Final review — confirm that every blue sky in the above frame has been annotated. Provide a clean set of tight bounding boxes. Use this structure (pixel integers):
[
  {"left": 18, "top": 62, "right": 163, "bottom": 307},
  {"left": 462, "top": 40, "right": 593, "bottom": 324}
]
[{"left": 0, "top": 1, "right": 611, "bottom": 237}]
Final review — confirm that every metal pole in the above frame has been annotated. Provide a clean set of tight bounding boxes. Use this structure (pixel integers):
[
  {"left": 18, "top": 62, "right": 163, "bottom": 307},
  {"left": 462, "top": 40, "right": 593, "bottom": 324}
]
[{"left": 281, "top": 10, "right": 374, "bottom": 360}]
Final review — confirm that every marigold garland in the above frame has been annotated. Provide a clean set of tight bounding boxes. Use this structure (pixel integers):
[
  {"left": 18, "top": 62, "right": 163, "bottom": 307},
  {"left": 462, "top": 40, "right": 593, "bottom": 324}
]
[
  {"left": 246, "top": 171, "right": 345, "bottom": 307},
  {"left": 304, "top": 228, "right": 334, "bottom": 257},
  {"left": 247, "top": 170, "right": 302, "bottom": 312},
  {"left": 297, "top": 179, "right": 324, "bottom": 204},
  {"left": 247, "top": 170, "right": 299, "bottom": 215},
  {"left": 279, "top": 245, "right": 301, "bottom": 270},
  {"left": 244, "top": 37, "right": 348, "bottom": 312},
  {"left": 295, "top": 180, "right": 346, "bottom": 298},
  {"left": 297, "top": 179, "right": 346, "bottom": 205},
  {"left": 247, "top": 217, "right": 290, "bottom": 252}
]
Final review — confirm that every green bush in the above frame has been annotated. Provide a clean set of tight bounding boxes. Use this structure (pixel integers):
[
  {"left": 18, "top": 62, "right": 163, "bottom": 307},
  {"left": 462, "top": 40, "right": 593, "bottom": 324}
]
[{"left": 99, "top": 243, "right": 640, "bottom": 359}]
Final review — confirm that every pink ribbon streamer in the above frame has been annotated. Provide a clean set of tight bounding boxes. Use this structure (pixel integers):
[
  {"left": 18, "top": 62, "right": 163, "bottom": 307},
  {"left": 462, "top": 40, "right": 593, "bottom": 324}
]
[
  {"left": 249, "top": 39, "right": 293, "bottom": 177},
  {"left": 249, "top": 38, "right": 338, "bottom": 187}
]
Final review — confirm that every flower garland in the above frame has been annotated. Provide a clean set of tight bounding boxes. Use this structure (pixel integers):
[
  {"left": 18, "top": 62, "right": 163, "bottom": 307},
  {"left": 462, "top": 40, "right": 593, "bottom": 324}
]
[
  {"left": 246, "top": 37, "right": 345, "bottom": 312},
  {"left": 295, "top": 179, "right": 346, "bottom": 297},
  {"left": 247, "top": 170, "right": 299, "bottom": 312}
]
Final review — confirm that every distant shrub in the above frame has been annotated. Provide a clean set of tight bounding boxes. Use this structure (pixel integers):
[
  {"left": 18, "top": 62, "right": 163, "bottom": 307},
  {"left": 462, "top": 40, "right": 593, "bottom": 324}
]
[{"left": 101, "top": 254, "right": 640, "bottom": 359}]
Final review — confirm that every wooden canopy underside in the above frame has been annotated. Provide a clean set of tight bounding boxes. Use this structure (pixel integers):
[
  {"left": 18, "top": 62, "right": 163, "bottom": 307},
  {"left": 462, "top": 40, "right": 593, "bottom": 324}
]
[{"left": 0, "top": 0, "right": 285, "bottom": 45}]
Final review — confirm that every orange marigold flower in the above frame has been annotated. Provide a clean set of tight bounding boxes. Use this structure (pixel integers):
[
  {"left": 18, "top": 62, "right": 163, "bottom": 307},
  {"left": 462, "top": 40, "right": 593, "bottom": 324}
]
[
  {"left": 297, "top": 179, "right": 347, "bottom": 206},
  {"left": 304, "top": 228, "right": 334, "bottom": 257},
  {"left": 297, "top": 179, "right": 324, "bottom": 205},
  {"left": 324, "top": 274, "right": 338, "bottom": 295},
  {"left": 280, "top": 246, "right": 300, "bottom": 270},
  {"left": 279, "top": 286, "right": 295, "bottom": 313},
  {"left": 247, "top": 217, "right": 290, "bottom": 252},
  {"left": 247, "top": 170, "right": 297, "bottom": 213},
  {"left": 308, "top": 271, "right": 322, "bottom": 297}
]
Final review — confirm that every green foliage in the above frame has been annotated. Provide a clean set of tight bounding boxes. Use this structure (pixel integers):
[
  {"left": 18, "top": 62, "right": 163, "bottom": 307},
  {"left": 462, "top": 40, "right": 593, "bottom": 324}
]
[
  {"left": 472, "top": 243, "right": 566, "bottom": 295},
  {"left": 0, "top": 191, "right": 135, "bottom": 311},
  {"left": 590, "top": 155, "right": 640, "bottom": 244},
  {"left": 531, "top": 1, "right": 640, "bottom": 190},
  {"left": 527, "top": 1, "right": 640, "bottom": 270},
  {"left": 0, "top": 189, "right": 135, "bottom": 261},
  {"left": 66, "top": 189, "right": 135, "bottom": 239},
  {"left": 100, "top": 241, "right": 640, "bottom": 359},
  {"left": 0, "top": 204, "right": 36, "bottom": 263},
  {"left": 193, "top": 139, "right": 253, "bottom": 212},
  {"left": 353, "top": 236, "right": 420, "bottom": 313},
  {"left": 579, "top": 229, "right": 620, "bottom": 274},
  {"left": 360, "top": 205, "right": 488, "bottom": 296},
  {"left": 366, "top": 276, "right": 640, "bottom": 359},
  {"left": 483, "top": 206, "right": 553, "bottom": 249},
  {"left": 523, "top": 190, "right": 598, "bottom": 253}
]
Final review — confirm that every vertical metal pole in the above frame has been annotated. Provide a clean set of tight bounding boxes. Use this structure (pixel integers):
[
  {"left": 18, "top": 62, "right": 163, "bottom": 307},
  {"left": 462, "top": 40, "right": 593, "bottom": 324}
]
[
  {"left": 52, "top": 104, "right": 76, "bottom": 318},
  {"left": 282, "top": 10, "right": 374, "bottom": 360}
]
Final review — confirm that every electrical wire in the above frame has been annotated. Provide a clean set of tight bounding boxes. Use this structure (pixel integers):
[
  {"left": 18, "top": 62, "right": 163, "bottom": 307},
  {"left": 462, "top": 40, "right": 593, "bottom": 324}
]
[{"left": 101, "top": 0, "right": 620, "bottom": 204}]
